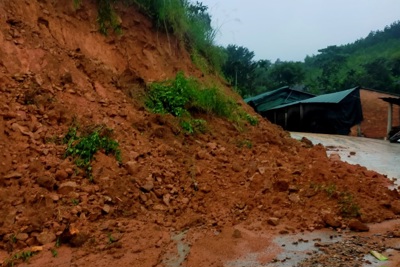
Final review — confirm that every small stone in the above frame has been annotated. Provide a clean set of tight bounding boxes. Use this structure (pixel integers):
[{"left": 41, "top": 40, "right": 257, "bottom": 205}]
[
  {"left": 139, "top": 193, "right": 148, "bottom": 202},
  {"left": 84, "top": 93, "right": 96, "bottom": 102},
  {"left": 36, "top": 176, "right": 56, "bottom": 190},
  {"left": 140, "top": 181, "right": 154, "bottom": 192},
  {"left": 4, "top": 172, "right": 23, "bottom": 179},
  {"left": 267, "top": 217, "right": 280, "bottom": 226},
  {"left": 55, "top": 170, "right": 69, "bottom": 180},
  {"left": 300, "top": 137, "right": 313, "bottom": 147},
  {"left": 48, "top": 193, "right": 60, "bottom": 201},
  {"left": 392, "top": 230, "right": 400, "bottom": 237},
  {"left": 102, "top": 205, "right": 111, "bottom": 214},
  {"left": 207, "top": 142, "right": 217, "bottom": 150},
  {"left": 273, "top": 179, "right": 289, "bottom": 192},
  {"left": 153, "top": 127, "right": 165, "bottom": 138},
  {"left": 200, "top": 185, "right": 211, "bottom": 193},
  {"left": 232, "top": 165, "right": 242, "bottom": 172},
  {"left": 272, "top": 210, "right": 286, "bottom": 219},
  {"left": 288, "top": 185, "right": 299, "bottom": 192},
  {"left": 125, "top": 161, "right": 140, "bottom": 175},
  {"left": 65, "top": 168, "right": 74, "bottom": 175},
  {"left": 163, "top": 194, "right": 171, "bottom": 206},
  {"left": 36, "top": 231, "right": 56, "bottom": 245},
  {"left": 232, "top": 229, "right": 242, "bottom": 238},
  {"left": 329, "top": 153, "right": 341, "bottom": 161},
  {"left": 70, "top": 232, "right": 89, "bottom": 247},
  {"left": 288, "top": 193, "right": 300, "bottom": 203},
  {"left": 15, "top": 233, "right": 29, "bottom": 241},
  {"left": 58, "top": 181, "right": 77, "bottom": 195},
  {"left": 153, "top": 204, "right": 167, "bottom": 211},
  {"left": 322, "top": 213, "right": 341, "bottom": 228},
  {"left": 130, "top": 151, "right": 140, "bottom": 160},
  {"left": 25, "top": 237, "right": 37, "bottom": 246},
  {"left": 11, "top": 123, "right": 32, "bottom": 136},
  {"left": 348, "top": 219, "right": 369, "bottom": 232},
  {"left": 195, "top": 150, "right": 208, "bottom": 160},
  {"left": 390, "top": 200, "right": 400, "bottom": 214}
]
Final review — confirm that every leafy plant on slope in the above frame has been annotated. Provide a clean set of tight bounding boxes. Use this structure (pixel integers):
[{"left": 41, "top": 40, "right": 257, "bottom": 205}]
[
  {"left": 63, "top": 125, "right": 121, "bottom": 180},
  {"left": 145, "top": 72, "right": 258, "bottom": 134}
]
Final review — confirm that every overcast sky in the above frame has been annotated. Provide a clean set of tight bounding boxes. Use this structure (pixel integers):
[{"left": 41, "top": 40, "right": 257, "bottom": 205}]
[{"left": 199, "top": 0, "right": 400, "bottom": 62}]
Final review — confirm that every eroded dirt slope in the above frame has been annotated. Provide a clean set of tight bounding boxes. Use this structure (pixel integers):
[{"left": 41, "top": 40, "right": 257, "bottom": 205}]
[{"left": 0, "top": 1, "right": 399, "bottom": 266}]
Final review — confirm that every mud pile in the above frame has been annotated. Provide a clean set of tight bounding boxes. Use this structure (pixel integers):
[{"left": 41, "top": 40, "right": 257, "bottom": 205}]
[{"left": 0, "top": 1, "right": 399, "bottom": 266}]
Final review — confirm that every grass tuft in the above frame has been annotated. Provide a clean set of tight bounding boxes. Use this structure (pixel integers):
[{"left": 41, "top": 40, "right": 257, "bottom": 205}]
[
  {"left": 145, "top": 72, "right": 257, "bottom": 133},
  {"left": 63, "top": 125, "right": 121, "bottom": 180}
]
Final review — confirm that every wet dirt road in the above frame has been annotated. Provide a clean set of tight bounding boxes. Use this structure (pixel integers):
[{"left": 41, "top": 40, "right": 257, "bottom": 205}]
[{"left": 290, "top": 132, "right": 400, "bottom": 185}]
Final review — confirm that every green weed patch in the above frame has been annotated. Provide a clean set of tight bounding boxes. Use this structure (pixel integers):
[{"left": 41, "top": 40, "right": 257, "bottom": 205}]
[
  {"left": 63, "top": 125, "right": 121, "bottom": 180},
  {"left": 145, "top": 72, "right": 257, "bottom": 133}
]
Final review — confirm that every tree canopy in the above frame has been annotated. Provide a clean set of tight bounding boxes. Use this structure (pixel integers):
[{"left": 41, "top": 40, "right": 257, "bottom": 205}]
[{"left": 220, "top": 21, "right": 400, "bottom": 97}]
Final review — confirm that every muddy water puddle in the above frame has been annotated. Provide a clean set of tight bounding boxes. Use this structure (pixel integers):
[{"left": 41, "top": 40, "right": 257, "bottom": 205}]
[
  {"left": 164, "top": 219, "right": 400, "bottom": 267},
  {"left": 226, "top": 230, "right": 342, "bottom": 267},
  {"left": 163, "top": 231, "right": 190, "bottom": 267}
]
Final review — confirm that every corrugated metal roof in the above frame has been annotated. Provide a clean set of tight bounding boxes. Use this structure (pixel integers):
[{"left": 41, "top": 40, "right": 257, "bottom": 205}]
[
  {"left": 244, "top": 86, "right": 290, "bottom": 104},
  {"left": 244, "top": 86, "right": 315, "bottom": 112},
  {"left": 268, "top": 87, "right": 359, "bottom": 110},
  {"left": 301, "top": 88, "right": 358, "bottom": 104}
]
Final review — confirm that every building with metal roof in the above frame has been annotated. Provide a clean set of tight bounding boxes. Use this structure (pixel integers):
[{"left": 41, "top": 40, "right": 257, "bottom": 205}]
[
  {"left": 244, "top": 86, "right": 315, "bottom": 113},
  {"left": 249, "top": 87, "right": 363, "bottom": 135}
]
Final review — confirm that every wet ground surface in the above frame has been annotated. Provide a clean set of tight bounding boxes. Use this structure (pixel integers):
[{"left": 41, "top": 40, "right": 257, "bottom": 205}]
[
  {"left": 161, "top": 133, "right": 400, "bottom": 267},
  {"left": 290, "top": 132, "right": 400, "bottom": 185},
  {"left": 163, "top": 219, "right": 400, "bottom": 267},
  {"left": 226, "top": 230, "right": 342, "bottom": 267}
]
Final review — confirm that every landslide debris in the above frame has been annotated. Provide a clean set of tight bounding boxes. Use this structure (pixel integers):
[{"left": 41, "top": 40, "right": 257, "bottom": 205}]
[{"left": 0, "top": 0, "right": 398, "bottom": 266}]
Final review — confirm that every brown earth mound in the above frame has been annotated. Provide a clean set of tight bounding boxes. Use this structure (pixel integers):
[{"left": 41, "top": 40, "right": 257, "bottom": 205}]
[{"left": 0, "top": 1, "right": 399, "bottom": 266}]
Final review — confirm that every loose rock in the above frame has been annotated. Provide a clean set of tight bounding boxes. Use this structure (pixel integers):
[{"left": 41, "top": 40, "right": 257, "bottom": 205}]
[{"left": 36, "top": 231, "right": 56, "bottom": 245}]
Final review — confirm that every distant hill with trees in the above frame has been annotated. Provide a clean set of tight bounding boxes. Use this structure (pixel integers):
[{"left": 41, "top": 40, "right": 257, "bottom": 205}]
[{"left": 221, "top": 21, "right": 400, "bottom": 98}]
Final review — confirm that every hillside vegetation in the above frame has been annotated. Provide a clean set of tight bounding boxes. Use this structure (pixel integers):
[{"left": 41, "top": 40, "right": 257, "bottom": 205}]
[
  {"left": 221, "top": 21, "right": 400, "bottom": 97},
  {"left": 89, "top": 1, "right": 400, "bottom": 97}
]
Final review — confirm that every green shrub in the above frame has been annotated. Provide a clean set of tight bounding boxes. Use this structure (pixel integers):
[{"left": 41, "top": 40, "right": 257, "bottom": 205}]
[
  {"left": 146, "top": 72, "right": 257, "bottom": 133},
  {"left": 145, "top": 72, "right": 194, "bottom": 117},
  {"left": 180, "top": 118, "right": 206, "bottom": 134},
  {"left": 240, "top": 112, "right": 259, "bottom": 126},
  {"left": 236, "top": 139, "right": 253, "bottom": 149},
  {"left": 97, "top": 0, "right": 122, "bottom": 35},
  {"left": 5, "top": 251, "right": 34, "bottom": 266},
  {"left": 339, "top": 192, "right": 361, "bottom": 218},
  {"left": 63, "top": 125, "right": 121, "bottom": 179}
]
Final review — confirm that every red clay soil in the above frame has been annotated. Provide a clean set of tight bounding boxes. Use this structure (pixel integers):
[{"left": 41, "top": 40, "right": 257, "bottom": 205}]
[{"left": 0, "top": 1, "right": 400, "bottom": 266}]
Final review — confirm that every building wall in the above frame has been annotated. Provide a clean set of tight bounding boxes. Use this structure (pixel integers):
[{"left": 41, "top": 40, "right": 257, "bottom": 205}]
[{"left": 350, "top": 89, "right": 400, "bottom": 139}]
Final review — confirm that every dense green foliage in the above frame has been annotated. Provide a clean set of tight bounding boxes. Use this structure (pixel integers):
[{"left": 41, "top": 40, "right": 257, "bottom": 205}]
[
  {"left": 221, "top": 46, "right": 307, "bottom": 97},
  {"left": 63, "top": 126, "right": 121, "bottom": 179},
  {"left": 302, "top": 22, "right": 400, "bottom": 94},
  {"left": 222, "top": 45, "right": 256, "bottom": 94},
  {"left": 222, "top": 21, "right": 400, "bottom": 97},
  {"left": 145, "top": 72, "right": 258, "bottom": 133}
]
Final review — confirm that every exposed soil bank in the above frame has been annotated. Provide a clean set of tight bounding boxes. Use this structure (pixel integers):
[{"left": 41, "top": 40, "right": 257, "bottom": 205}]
[{"left": 0, "top": 1, "right": 399, "bottom": 266}]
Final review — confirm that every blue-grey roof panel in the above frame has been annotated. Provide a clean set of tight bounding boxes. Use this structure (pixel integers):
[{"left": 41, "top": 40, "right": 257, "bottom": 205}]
[{"left": 268, "top": 87, "right": 359, "bottom": 110}]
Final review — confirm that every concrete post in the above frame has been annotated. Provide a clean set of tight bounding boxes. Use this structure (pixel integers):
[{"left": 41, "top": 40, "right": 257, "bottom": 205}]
[
  {"left": 284, "top": 110, "right": 288, "bottom": 129},
  {"left": 387, "top": 103, "right": 393, "bottom": 138},
  {"left": 300, "top": 104, "right": 303, "bottom": 121}
]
